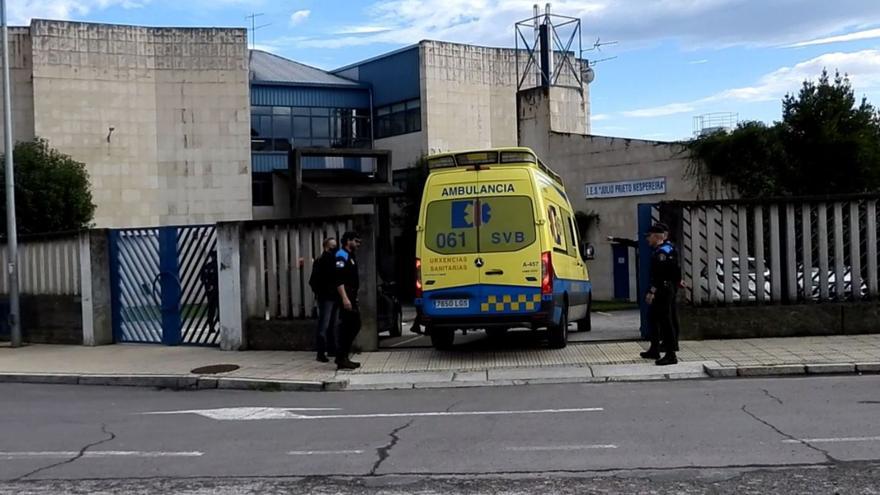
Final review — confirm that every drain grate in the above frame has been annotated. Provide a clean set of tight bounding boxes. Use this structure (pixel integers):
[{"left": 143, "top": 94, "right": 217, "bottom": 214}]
[{"left": 190, "top": 364, "right": 240, "bottom": 374}]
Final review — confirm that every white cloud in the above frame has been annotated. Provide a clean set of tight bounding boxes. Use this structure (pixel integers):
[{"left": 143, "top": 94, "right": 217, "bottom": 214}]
[
  {"left": 335, "top": 25, "right": 393, "bottom": 35},
  {"left": 788, "top": 27, "right": 880, "bottom": 48},
  {"left": 688, "top": 59, "right": 709, "bottom": 65},
  {"left": 623, "top": 102, "right": 698, "bottom": 118},
  {"left": 8, "top": 0, "right": 146, "bottom": 24},
  {"left": 621, "top": 49, "right": 880, "bottom": 118},
  {"left": 281, "top": 0, "right": 880, "bottom": 51},
  {"left": 290, "top": 9, "right": 310, "bottom": 26},
  {"left": 590, "top": 113, "right": 611, "bottom": 121}
]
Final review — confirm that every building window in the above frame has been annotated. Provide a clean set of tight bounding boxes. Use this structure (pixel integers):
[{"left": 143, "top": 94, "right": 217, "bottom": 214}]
[
  {"left": 252, "top": 172, "right": 274, "bottom": 207},
  {"left": 251, "top": 105, "right": 371, "bottom": 151},
  {"left": 374, "top": 98, "right": 421, "bottom": 139}
]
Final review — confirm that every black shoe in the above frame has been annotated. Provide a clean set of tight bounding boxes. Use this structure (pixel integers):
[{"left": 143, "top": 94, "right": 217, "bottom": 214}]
[
  {"left": 316, "top": 354, "right": 329, "bottom": 363},
  {"left": 336, "top": 360, "right": 358, "bottom": 370},
  {"left": 640, "top": 349, "right": 660, "bottom": 360},
  {"left": 655, "top": 354, "right": 678, "bottom": 366},
  {"left": 349, "top": 360, "right": 361, "bottom": 369}
]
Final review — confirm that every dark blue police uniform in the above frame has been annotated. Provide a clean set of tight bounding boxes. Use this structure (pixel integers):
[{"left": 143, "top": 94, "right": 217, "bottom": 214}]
[
  {"left": 648, "top": 240, "right": 681, "bottom": 362},
  {"left": 334, "top": 247, "right": 361, "bottom": 366}
]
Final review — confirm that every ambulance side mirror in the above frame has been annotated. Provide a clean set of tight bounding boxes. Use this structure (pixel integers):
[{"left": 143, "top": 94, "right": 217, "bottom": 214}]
[{"left": 581, "top": 242, "right": 595, "bottom": 261}]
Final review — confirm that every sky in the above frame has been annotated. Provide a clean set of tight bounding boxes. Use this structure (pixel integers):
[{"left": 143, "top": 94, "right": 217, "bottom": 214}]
[{"left": 11, "top": 0, "right": 880, "bottom": 141}]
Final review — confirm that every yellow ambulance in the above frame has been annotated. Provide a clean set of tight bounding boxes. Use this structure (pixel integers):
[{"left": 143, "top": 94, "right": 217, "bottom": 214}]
[{"left": 414, "top": 147, "right": 594, "bottom": 349}]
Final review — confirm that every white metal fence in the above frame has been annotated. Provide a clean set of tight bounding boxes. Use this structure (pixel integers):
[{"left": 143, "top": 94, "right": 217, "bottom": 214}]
[
  {"left": 674, "top": 198, "right": 880, "bottom": 306},
  {"left": 0, "top": 234, "right": 81, "bottom": 296},
  {"left": 242, "top": 218, "right": 353, "bottom": 320}
]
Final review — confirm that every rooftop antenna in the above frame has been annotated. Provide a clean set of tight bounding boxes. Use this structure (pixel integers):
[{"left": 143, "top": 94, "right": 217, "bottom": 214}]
[
  {"left": 515, "top": 4, "right": 583, "bottom": 92},
  {"left": 245, "top": 13, "right": 272, "bottom": 50},
  {"left": 580, "top": 37, "right": 619, "bottom": 84}
]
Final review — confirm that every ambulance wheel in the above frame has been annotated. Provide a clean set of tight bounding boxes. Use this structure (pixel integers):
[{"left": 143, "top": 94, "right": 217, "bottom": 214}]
[
  {"left": 389, "top": 307, "right": 403, "bottom": 338},
  {"left": 430, "top": 327, "right": 455, "bottom": 350},
  {"left": 548, "top": 306, "right": 569, "bottom": 349},
  {"left": 577, "top": 296, "right": 592, "bottom": 332},
  {"left": 577, "top": 314, "right": 592, "bottom": 332}
]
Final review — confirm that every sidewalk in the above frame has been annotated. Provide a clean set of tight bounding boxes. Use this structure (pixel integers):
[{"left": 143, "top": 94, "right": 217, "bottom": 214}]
[{"left": 2, "top": 335, "right": 880, "bottom": 391}]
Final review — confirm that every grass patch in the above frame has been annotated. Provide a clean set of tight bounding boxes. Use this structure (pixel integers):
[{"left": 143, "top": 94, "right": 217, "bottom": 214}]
[{"left": 592, "top": 300, "right": 638, "bottom": 312}]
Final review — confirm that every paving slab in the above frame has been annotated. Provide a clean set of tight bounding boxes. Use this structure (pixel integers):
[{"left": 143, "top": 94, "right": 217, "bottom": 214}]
[
  {"left": 216, "top": 378, "right": 325, "bottom": 392},
  {"left": 453, "top": 371, "right": 489, "bottom": 382},
  {"left": 856, "top": 362, "right": 880, "bottom": 373},
  {"left": 77, "top": 374, "right": 184, "bottom": 388},
  {"left": 345, "top": 371, "right": 455, "bottom": 390},
  {"left": 487, "top": 366, "right": 593, "bottom": 381},
  {"left": 737, "top": 365, "right": 806, "bottom": 377},
  {"left": 805, "top": 364, "right": 856, "bottom": 374},
  {"left": 703, "top": 362, "right": 738, "bottom": 378},
  {"left": 0, "top": 373, "right": 79, "bottom": 385}
]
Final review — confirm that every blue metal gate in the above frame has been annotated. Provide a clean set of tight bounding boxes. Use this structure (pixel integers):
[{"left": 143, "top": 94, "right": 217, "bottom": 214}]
[
  {"left": 638, "top": 203, "right": 661, "bottom": 340},
  {"left": 109, "top": 225, "right": 219, "bottom": 346}
]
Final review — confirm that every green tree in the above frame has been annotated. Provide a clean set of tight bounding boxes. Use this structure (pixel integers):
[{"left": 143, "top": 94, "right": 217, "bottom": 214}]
[
  {"left": 0, "top": 138, "right": 96, "bottom": 235},
  {"left": 687, "top": 70, "right": 880, "bottom": 197}
]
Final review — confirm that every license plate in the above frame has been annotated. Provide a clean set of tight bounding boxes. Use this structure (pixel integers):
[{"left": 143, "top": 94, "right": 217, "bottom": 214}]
[{"left": 435, "top": 299, "right": 469, "bottom": 309}]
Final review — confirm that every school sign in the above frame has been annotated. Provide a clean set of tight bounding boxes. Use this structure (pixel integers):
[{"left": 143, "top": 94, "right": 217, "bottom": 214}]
[{"left": 584, "top": 177, "right": 667, "bottom": 199}]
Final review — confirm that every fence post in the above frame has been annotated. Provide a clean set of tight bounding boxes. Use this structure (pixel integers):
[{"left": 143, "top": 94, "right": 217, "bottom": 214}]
[
  {"left": 218, "top": 222, "right": 247, "bottom": 351},
  {"left": 353, "top": 215, "right": 379, "bottom": 352},
  {"left": 81, "top": 230, "right": 113, "bottom": 346}
]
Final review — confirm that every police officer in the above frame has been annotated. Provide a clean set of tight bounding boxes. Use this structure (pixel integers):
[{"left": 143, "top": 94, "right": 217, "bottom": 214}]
[
  {"left": 310, "top": 237, "right": 339, "bottom": 363},
  {"left": 334, "top": 232, "right": 362, "bottom": 370},
  {"left": 640, "top": 223, "right": 681, "bottom": 366}
]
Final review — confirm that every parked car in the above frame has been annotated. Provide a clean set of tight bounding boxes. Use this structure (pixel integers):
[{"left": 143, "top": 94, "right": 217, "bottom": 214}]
[
  {"left": 699, "top": 257, "right": 769, "bottom": 302},
  {"left": 699, "top": 257, "right": 867, "bottom": 302}
]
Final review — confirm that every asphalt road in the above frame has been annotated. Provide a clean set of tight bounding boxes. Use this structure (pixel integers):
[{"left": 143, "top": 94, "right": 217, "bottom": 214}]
[{"left": 3, "top": 376, "right": 880, "bottom": 493}]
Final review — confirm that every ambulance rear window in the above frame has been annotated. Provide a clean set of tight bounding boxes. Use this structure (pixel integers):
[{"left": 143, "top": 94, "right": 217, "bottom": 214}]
[
  {"left": 424, "top": 197, "right": 535, "bottom": 254},
  {"left": 478, "top": 196, "right": 536, "bottom": 253},
  {"left": 425, "top": 200, "right": 479, "bottom": 254}
]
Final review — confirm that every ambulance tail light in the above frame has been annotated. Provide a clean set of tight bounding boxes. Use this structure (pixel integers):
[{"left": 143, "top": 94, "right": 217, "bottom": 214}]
[
  {"left": 541, "top": 251, "right": 554, "bottom": 295},
  {"left": 415, "top": 258, "right": 423, "bottom": 298}
]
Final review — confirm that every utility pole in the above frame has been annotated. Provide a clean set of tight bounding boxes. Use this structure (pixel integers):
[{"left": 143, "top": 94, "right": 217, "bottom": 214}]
[
  {"left": 245, "top": 13, "right": 271, "bottom": 50},
  {"left": 0, "top": 0, "right": 20, "bottom": 347}
]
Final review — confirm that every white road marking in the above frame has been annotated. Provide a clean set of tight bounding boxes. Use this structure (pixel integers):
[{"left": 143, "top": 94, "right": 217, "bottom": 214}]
[
  {"left": 287, "top": 450, "right": 364, "bottom": 455},
  {"left": 596, "top": 311, "right": 613, "bottom": 317},
  {"left": 783, "top": 436, "right": 880, "bottom": 444},
  {"left": 142, "top": 407, "right": 341, "bottom": 420},
  {"left": 507, "top": 444, "right": 617, "bottom": 452},
  {"left": 142, "top": 407, "right": 603, "bottom": 421},
  {"left": 0, "top": 451, "right": 204, "bottom": 459}
]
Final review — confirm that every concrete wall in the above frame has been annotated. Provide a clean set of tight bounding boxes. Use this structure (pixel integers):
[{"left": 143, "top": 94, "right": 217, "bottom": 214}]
[
  {"left": 0, "top": 28, "right": 36, "bottom": 149},
  {"left": 421, "top": 40, "right": 589, "bottom": 156},
  {"left": 0, "top": 295, "right": 83, "bottom": 345},
  {"left": 679, "top": 302, "right": 880, "bottom": 339},
  {"left": 517, "top": 86, "right": 699, "bottom": 300},
  {"left": 548, "top": 134, "right": 697, "bottom": 301},
  {"left": 26, "top": 20, "right": 252, "bottom": 228}
]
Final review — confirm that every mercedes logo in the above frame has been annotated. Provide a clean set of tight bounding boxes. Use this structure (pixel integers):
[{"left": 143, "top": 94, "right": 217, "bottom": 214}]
[{"left": 475, "top": 258, "right": 484, "bottom": 268}]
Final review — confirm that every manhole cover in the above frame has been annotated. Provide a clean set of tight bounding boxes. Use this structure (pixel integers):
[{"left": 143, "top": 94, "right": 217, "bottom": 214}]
[{"left": 190, "top": 364, "right": 240, "bottom": 375}]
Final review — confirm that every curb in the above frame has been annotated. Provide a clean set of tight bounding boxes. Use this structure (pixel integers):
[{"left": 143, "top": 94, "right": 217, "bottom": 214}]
[
  {"left": 1, "top": 361, "right": 878, "bottom": 392},
  {"left": 0, "top": 373, "right": 346, "bottom": 392},
  {"left": 703, "top": 362, "right": 880, "bottom": 379}
]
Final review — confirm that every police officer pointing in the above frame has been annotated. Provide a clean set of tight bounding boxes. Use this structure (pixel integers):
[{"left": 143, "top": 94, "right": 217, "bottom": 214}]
[
  {"left": 334, "top": 232, "right": 362, "bottom": 371},
  {"left": 640, "top": 222, "right": 681, "bottom": 366}
]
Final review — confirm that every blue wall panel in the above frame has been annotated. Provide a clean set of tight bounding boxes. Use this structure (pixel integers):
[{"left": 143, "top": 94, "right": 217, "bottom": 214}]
[
  {"left": 347, "top": 47, "right": 420, "bottom": 107},
  {"left": 251, "top": 84, "right": 370, "bottom": 109}
]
